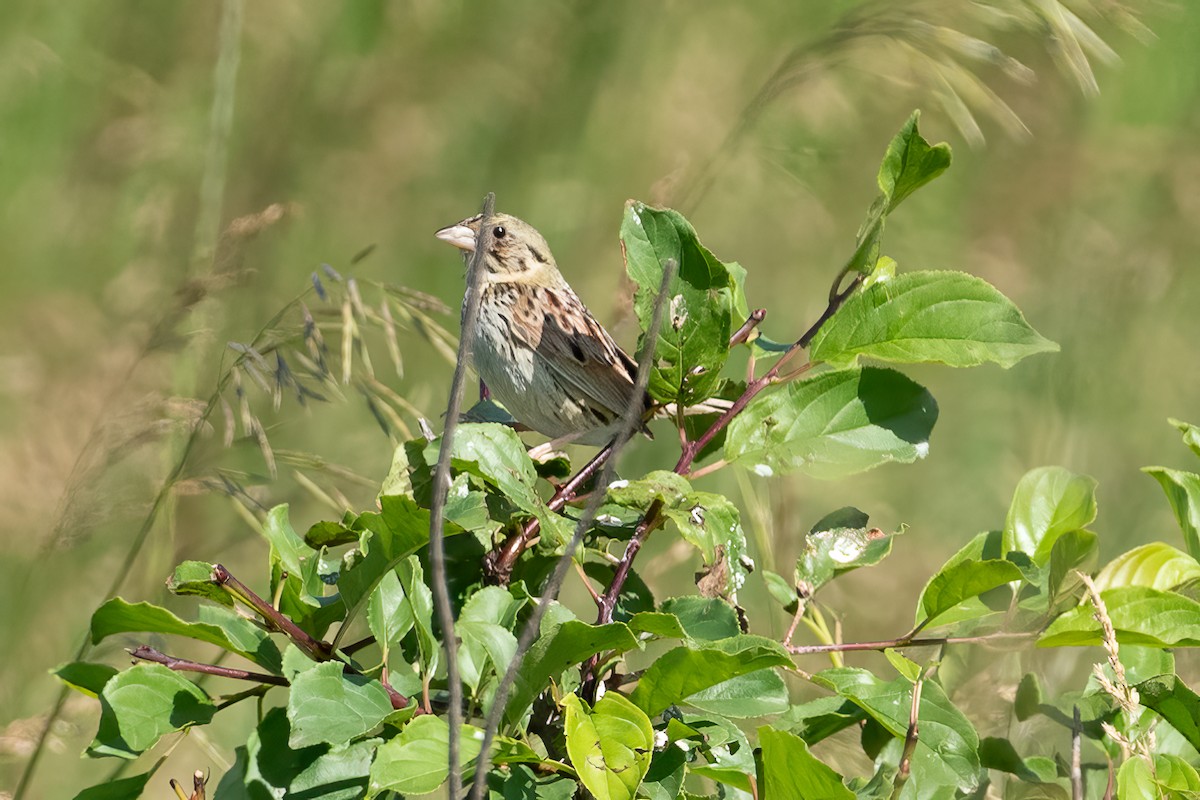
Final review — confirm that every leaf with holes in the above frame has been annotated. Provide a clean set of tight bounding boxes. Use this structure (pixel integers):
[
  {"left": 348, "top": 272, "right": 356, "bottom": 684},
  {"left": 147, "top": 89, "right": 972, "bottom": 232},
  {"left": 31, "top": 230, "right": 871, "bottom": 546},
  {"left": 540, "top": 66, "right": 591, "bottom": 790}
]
[{"left": 621, "top": 202, "right": 733, "bottom": 406}]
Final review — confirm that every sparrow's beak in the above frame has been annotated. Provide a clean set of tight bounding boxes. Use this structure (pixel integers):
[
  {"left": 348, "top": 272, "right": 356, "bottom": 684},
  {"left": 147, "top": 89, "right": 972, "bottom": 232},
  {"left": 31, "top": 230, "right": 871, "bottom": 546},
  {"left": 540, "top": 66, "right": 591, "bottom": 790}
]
[{"left": 435, "top": 223, "right": 478, "bottom": 253}]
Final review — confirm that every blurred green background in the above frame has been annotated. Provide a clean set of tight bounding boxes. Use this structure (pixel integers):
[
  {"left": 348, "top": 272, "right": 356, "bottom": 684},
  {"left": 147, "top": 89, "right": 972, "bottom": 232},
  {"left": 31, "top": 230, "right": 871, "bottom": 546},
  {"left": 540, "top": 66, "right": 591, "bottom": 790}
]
[{"left": 2, "top": 1, "right": 1199, "bottom": 796}]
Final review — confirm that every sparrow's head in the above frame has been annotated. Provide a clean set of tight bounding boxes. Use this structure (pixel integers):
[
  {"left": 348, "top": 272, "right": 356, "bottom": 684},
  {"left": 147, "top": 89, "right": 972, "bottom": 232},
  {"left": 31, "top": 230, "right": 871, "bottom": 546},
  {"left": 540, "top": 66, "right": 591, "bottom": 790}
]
[{"left": 435, "top": 212, "right": 559, "bottom": 280}]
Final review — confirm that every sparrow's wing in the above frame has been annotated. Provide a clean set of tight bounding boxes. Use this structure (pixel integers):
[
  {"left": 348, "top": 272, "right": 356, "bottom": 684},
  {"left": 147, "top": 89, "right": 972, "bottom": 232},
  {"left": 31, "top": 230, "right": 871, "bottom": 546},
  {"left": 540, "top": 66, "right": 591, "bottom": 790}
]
[{"left": 512, "top": 285, "right": 646, "bottom": 422}]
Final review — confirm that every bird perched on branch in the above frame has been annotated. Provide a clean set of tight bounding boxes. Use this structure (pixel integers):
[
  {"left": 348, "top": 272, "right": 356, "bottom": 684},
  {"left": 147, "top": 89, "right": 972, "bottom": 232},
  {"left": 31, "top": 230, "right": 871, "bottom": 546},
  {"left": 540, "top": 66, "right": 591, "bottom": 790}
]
[{"left": 436, "top": 212, "right": 651, "bottom": 446}]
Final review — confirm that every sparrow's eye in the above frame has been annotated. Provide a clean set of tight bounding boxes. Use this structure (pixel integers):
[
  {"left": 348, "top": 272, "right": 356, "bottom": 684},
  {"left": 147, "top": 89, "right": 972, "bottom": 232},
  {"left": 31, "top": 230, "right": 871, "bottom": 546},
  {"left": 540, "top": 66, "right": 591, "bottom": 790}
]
[{"left": 493, "top": 226, "right": 506, "bottom": 238}]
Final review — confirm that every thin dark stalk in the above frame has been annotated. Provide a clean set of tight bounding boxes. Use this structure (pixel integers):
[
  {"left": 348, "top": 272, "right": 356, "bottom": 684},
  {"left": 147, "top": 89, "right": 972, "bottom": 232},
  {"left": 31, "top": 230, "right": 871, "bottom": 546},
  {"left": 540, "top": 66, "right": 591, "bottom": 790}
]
[
  {"left": 467, "top": 261, "right": 676, "bottom": 800},
  {"left": 129, "top": 646, "right": 289, "bottom": 686},
  {"left": 786, "top": 631, "right": 1035, "bottom": 654},
  {"left": 431, "top": 192, "right": 496, "bottom": 797},
  {"left": 341, "top": 635, "right": 376, "bottom": 656}
]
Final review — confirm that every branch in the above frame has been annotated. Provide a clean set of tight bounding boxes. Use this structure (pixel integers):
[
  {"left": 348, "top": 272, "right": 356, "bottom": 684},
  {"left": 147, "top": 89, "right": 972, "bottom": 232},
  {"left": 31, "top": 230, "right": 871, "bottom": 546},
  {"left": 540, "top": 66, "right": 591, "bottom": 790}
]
[
  {"left": 212, "top": 564, "right": 331, "bottom": 661},
  {"left": 429, "top": 192, "right": 496, "bottom": 796},
  {"left": 129, "top": 646, "right": 289, "bottom": 686},
  {"left": 786, "top": 631, "right": 1035, "bottom": 654}
]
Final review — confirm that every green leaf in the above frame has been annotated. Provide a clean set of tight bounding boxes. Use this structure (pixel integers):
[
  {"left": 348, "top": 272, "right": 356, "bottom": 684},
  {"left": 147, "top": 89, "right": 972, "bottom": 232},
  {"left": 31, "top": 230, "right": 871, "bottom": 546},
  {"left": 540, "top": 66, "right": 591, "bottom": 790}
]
[
  {"left": 290, "top": 738, "right": 379, "bottom": 800},
  {"left": 261, "top": 504, "right": 326, "bottom": 603},
  {"left": 1169, "top": 417, "right": 1200, "bottom": 459},
  {"left": 726, "top": 367, "right": 937, "bottom": 479},
  {"left": 444, "top": 472, "right": 502, "bottom": 544},
  {"left": 1118, "top": 757, "right": 1157, "bottom": 800},
  {"left": 660, "top": 491, "right": 745, "bottom": 567},
  {"left": 1143, "top": 466, "right": 1200, "bottom": 561},
  {"left": 977, "top": 737, "right": 1058, "bottom": 783},
  {"left": 884, "top": 650, "right": 922, "bottom": 683},
  {"left": 196, "top": 603, "right": 284, "bottom": 675},
  {"left": 53, "top": 662, "right": 119, "bottom": 699},
  {"left": 1155, "top": 754, "right": 1200, "bottom": 794},
  {"left": 659, "top": 596, "right": 739, "bottom": 640},
  {"left": 1048, "top": 529, "right": 1099, "bottom": 601},
  {"left": 778, "top": 696, "right": 867, "bottom": 745},
  {"left": 759, "top": 726, "right": 854, "bottom": 799},
  {"left": 811, "top": 668, "right": 980, "bottom": 790},
  {"left": 506, "top": 621, "right": 639, "bottom": 724},
  {"left": 287, "top": 660, "right": 394, "bottom": 748},
  {"left": 369, "top": 715, "right": 484, "bottom": 796},
  {"left": 809, "top": 271, "right": 1057, "bottom": 370},
  {"left": 222, "top": 707, "right": 375, "bottom": 800},
  {"left": 1094, "top": 543, "right": 1200, "bottom": 592},
  {"left": 562, "top": 692, "right": 654, "bottom": 800},
  {"left": 917, "top": 559, "right": 1023, "bottom": 627},
  {"left": 395, "top": 556, "right": 439, "bottom": 676},
  {"left": 487, "top": 765, "right": 578, "bottom": 799},
  {"left": 796, "top": 515, "right": 898, "bottom": 593},
  {"left": 626, "top": 611, "right": 688, "bottom": 640},
  {"left": 763, "top": 569, "right": 799, "bottom": 611},
  {"left": 89, "top": 598, "right": 281, "bottom": 672},
  {"left": 72, "top": 771, "right": 154, "bottom": 800},
  {"left": 609, "top": 472, "right": 751, "bottom": 595},
  {"left": 166, "top": 560, "right": 233, "bottom": 605},
  {"left": 641, "top": 747, "right": 686, "bottom": 800},
  {"left": 366, "top": 569, "right": 414, "bottom": 653},
  {"left": 1039, "top": 587, "right": 1200, "bottom": 647},
  {"left": 1137, "top": 675, "right": 1200, "bottom": 752},
  {"left": 844, "top": 112, "right": 952, "bottom": 277},
  {"left": 459, "top": 619, "right": 518, "bottom": 694},
  {"left": 1014, "top": 673, "right": 1043, "bottom": 721},
  {"left": 88, "top": 664, "right": 214, "bottom": 759},
  {"left": 877, "top": 110, "right": 953, "bottom": 214},
  {"left": 684, "top": 669, "right": 789, "bottom": 718},
  {"left": 630, "top": 635, "right": 792, "bottom": 716},
  {"left": 621, "top": 201, "right": 733, "bottom": 406},
  {"left": 336, "top": 496, "right": 431, "bottom": 635},
  {"left": 427, "top": 423, "right": 571, "bottom": 549},
  {"left": 1003, "top": 467, "right": 1098, "bottom": 564}
]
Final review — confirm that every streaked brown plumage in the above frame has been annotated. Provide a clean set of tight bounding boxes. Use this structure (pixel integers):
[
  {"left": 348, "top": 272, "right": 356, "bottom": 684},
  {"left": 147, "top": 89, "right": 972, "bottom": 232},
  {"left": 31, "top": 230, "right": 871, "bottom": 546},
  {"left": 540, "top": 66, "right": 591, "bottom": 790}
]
[{"left": 435, "top": 212, "right": 650, "bottom": 445}]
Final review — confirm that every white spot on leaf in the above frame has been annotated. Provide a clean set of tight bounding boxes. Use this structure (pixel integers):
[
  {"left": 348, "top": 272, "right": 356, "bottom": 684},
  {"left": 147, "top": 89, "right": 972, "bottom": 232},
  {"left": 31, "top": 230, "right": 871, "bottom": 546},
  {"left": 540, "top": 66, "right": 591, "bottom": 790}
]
[
  {"left": 830, "top": 534, "right": 868, "bottom": 564},
  {"left": 753, "top": 464, "right": 774, "bottom": 477}
]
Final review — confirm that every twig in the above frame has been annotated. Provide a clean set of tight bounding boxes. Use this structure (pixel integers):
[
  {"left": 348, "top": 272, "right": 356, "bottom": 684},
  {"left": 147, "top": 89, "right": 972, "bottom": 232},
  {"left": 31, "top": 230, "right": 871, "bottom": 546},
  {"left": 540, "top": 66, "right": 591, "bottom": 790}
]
[
  {"left": 212, "top": 564, "right": 331, "bottom": 661},
  {"left": 729, "top": 308, "right": 767, "bottom": 347},
  {"left": 129, "top": 646, "right": 289, "bottom": 686},
  {"left": 467, "top": 260, "right": 676, "bottom": 800},
  {"left": 484, "top": 441, "right": 615, "bottom": 584},
  {"left": 431, "top": 191, "right": 496, "bottom": 796},
  {"left": 574, "top": 561, "right": 602, "bottom": 606},
  {"left": 1071, "top": 706, "right": 1083, "bottom": 800},
  {"left": 781, "top": 587, "right": 811, "bottom": 648},
  {"left": 891, "top": 673, "right": 924, "bottom": 799},
  {"left": 340, "top": 635, "right": 376, "bottom": 656},
  {"left": 684, "top": 458, "right": 728, "bottom": 480},
  {"left": 785, "top": 631, "right": 1034, "bottom": 654}
]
